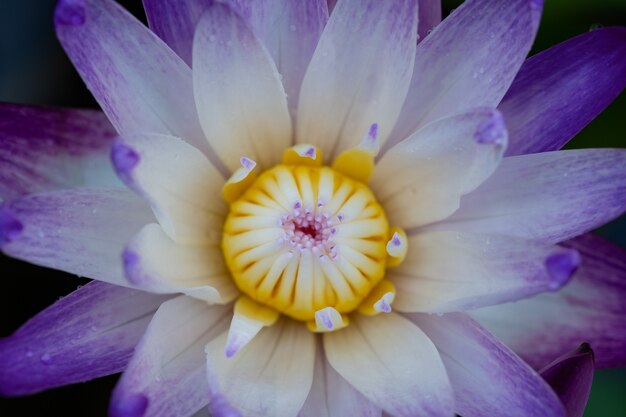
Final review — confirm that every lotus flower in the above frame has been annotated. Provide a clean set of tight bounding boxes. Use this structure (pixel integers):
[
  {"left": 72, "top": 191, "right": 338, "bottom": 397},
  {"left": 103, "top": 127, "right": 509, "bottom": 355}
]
[{"left": 1, "top": 0, "right": 625, "bottom": 416}]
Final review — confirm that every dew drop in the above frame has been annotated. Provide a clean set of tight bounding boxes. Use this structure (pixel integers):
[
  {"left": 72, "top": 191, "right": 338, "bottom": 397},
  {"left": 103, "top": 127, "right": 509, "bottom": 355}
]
[
  {"left": 25, "top": 350, "right": 33, "bottom": 358},
  {"left": 40, "top": 353, "right": 53, "bottom": 365}
]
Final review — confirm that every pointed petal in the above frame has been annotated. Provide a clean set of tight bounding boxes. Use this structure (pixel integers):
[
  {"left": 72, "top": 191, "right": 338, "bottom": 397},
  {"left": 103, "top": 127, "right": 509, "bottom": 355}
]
[
  {"left": 55, "top": 0, "right": 209, "bottom": 154},
  {"left": 0, "top": 104, "right": 119, "bottom": 202},
  {"left": 324, "top": 313, "right": 454, "bottom": 417},
  {"left": 371, "top": 109, "right": 506, "bottom": 229},
  {"left": 540, "top": 343, "right": 595, "bottom": 417},
  {"left": 389, "top": 0, "right": 542, "bottom": 148},
  {"left": 409, "top": 313, "right": 566, "bottom": 417},
  {"left": 472, "top": 233, "right": 626, "bottom": 369},
  {"left": 500, "top": 27, "right": 626, "bottom": 156},
  {"left": 0, "top": 188, "right": 152, "bottom": 287},
  {"left": 0, "top": 281, "right": 167, "bottom": 396},
  {"left": 298, "top": 348, "right": 381, "bottom": 417},
  {"left": 193, "top": 3, "right": 292, "bottom": 172},
  {"left": 391, "top": 232, "right": 579, "bottom": 313},
  {"left": 123, "top": 223, "right": 238, "bottom": 303},
  {"left": 432, "top": 149, "right": 626, "bottom": 243},
  {"left": 297, "top": 0, "right": 418, "bottom": 160},
  {"left": 111, "top": 133, "right": 225, "bottom": 245},
  {"left": 206, "top": 319, "right": 316, "bottom": 417},
  {"left": 224, "top": 296, "right": 279, "bottom": 358},
  {"left": 225, "top": 0, "right": 329, "bottom": 117},
  {"left": 110, "top": 296, "right": 231, "bottom": 417},
  {"left": 142, "top": 0, "right": 212, "bottom": 65}
]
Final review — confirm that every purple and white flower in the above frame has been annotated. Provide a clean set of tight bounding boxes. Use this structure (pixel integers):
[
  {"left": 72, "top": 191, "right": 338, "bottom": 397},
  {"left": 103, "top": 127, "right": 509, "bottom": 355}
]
[{"left": 1, "top": 1, "right": 625, "bottom": 417}]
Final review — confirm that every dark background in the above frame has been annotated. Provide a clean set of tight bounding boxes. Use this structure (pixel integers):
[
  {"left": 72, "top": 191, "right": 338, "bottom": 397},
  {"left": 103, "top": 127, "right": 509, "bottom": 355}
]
[{"left": 1, "top": 0, "right": 625, "bottom": 416}]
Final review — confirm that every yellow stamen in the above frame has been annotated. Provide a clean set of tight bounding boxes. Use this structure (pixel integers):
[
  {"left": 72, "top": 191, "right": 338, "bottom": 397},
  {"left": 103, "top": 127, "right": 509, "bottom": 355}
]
[
  {"left": 331, "top": 123, "right": 379, "bottom": 183},
  {"left": 307, "top": 307, "right": 350, "bottom": 332},
  {"left": 282, "top": 144, "right": 322, "bottom": 167},
  {"left": 222, "top": 164, "right": 389, "bottom": 322},
  {"left": 386, "top": 227, "right": 408, "bottom": 268},
  {"left": 222, "top": 157, "right": 258, "bottom": 204},
  {"left": 357, "top": 279, "right": 396, "bottom": 316}
]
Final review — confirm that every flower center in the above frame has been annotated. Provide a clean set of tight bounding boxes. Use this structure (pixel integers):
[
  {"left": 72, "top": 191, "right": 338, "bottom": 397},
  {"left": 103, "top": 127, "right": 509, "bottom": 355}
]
[{"left": 222, "top": 164, "right": 389, "bottom": 323}]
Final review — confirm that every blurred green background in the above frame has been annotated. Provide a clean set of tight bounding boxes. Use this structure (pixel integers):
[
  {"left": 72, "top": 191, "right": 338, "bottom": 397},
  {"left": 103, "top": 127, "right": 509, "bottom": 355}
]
[{"left": 0, "top": 0, "right": 624, "bottom": 416}]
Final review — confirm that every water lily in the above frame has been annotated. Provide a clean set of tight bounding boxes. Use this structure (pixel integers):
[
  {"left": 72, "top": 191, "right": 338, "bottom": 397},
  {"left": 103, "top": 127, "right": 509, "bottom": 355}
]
[{"left": 1, "top": 0, "right": 625, "bottom": 417}]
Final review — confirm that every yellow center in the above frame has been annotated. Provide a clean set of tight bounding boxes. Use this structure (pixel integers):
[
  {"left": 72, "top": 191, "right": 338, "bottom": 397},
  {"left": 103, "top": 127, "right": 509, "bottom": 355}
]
[{"left": 222, "top": 164, "right": 389, "bottom": 322}]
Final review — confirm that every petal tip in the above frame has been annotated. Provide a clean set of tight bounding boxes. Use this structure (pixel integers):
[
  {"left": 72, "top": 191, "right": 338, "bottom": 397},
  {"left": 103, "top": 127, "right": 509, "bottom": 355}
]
[
  {"left": 474, "top": 110, "right": 508, "bottom": 145},
  {"left": 545, "top": 249, "right": 580, "bottom": 289},
  {"left": 111, "top": 142, "right": 140, "bottom": 183},
  {"left": 54, "top": 0, "right": 86, "bottom": 26},
  {"left": 110, "top": 393, "right": 149, "bottom": 417},
  {"left": 121, "top": 248, "right": 143, "bottom": 284},
  {"left": 0, "top": 208, "right": 23, "bottom": 246}
]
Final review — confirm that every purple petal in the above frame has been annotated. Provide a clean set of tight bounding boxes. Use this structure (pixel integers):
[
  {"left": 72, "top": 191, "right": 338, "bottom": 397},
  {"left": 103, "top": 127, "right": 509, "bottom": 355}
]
[
  {"left": 0, "top": 281, "right": 167, "bottom": 396},
  {"left": 391, "top": 232, "right": 578, "bottom": 313},
  {"left": 540, "top": 343, "right": 595, "bottom": 417},
  {"left": 0, "top": 103, "right": 119, "bottom": 201},
  {"left": 472, "top": 233, "right": 626, "bottom": 369},
  {"left": 142, "top": 0, "right": 212, "bottom": 65},
  {"left": 55, "top": 0, "right": 211, "bottom": 156},
  {"left": 110, "top": 296, "right": 231, "bottom": 417},
  {"left": 0, "top": 208, "right": 23, "bottom": 245},
  {"left": 409, "top": 313, "right": 565, "bottom": 417},
  {"left": 54, "top": 0, "right": 86, "bottom": 25},
  {"left": 0, "top": 188, "right": 153, "bottom": 287},
  {"left": 432, "top": 149, "right": 626, "bottom": 244},
  {"left": 417, "top": 0, "right": 441, "bottom": 42},
  {"left": 296, "top": 0, "right": 418, "bottom": 160},
  {"left": 389, "top": 0, "right": 542, "bottom": 149},
  {"left": 500, "top": 27, "right": 626, "bottom": 156}
]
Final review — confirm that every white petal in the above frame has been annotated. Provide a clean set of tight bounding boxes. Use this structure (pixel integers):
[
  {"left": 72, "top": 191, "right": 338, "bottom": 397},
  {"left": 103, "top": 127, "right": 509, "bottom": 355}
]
[
  {"left": 225, "top": 0, "right": 329, "bottom": 118},
  {"left": 296, "top": 0, "right": 418, "bottom": 160},
  {"left": 123, "top": 223, "right": 238, "bottom": 304},
  {"left": 324, "top": 313, "right": 454, "bottom": 417},
  {"left": 193, "top": 3, "right": 292, "bottom": 172},
  {"left": 110, "top": 296, "right": 232, "bottom": 417},
  {"left": 298, "top": 349, "right": 381, "bottom": 417},
  {"left": 206, "top": 320, "right": 316, "bottom": 417},
  {"left": 371, "top": 109, "right": 506, "bottom": 229},
  {"left": 390, "top": 232, "right": 579, "bottom": 313},
  {"left": 111, "top": 133, "right": 225, "bottom": 245}
]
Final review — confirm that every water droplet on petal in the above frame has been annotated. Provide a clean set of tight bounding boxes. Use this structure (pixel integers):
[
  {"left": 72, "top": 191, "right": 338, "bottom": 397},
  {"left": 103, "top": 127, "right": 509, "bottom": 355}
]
[{"left": 40, "top": 353, "right": 53, "bottom": 365}]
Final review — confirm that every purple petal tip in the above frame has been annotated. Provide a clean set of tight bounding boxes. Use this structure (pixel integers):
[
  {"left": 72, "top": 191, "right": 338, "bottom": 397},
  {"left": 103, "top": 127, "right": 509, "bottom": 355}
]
[
  {"left": 110, "top": 393, "right": 149, "bottom": 417},
  {"left": 122, "top": 249, "right": 143, "bottom": 284},
  {"left": 368, "top": 123, "right": 379, "bottom": 139},
  {"left": 0, "top": 208, "right": 23, "bottom": 246},
  {"left": 111, "top": 142, "right": 140, "bottom": 182},
  {"left": 209, "top": 394, "right": 243, "bottom": 417},
  {"left": 55, "top": 0, "right": 86, "bottom": 26},
  {"left": 474, "top": 111, "right": 507, "bottom": 145},
  {"left": 545, "top": 250, "right": 580, "bottom": 289}
]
